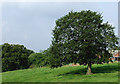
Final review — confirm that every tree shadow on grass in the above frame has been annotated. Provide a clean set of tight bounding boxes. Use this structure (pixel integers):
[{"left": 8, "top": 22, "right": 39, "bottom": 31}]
[
  {"left": 92, "top": 64, "right": 119, "bottom": 73},
  {"left": 58, "top": 64, "right": 119, "bottom": 76}
]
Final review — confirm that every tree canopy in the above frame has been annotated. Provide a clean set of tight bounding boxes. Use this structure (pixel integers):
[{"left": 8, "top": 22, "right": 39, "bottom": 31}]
[
  {"left": 50, "top": 10, "right": 119, "bottom": 74},
  {"left": 2, "top": 43, "right": 34, "bottom": 72}
]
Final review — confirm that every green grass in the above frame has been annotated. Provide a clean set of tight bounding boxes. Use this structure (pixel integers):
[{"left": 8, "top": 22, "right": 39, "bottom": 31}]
[{"left": 2, "top": 63, "right": 119, "bottom": 82}]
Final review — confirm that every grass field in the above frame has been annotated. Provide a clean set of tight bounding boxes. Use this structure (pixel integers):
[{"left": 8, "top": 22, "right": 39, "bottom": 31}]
[{"left": 2, "top": 63, "right": 119, "bottom": 82}]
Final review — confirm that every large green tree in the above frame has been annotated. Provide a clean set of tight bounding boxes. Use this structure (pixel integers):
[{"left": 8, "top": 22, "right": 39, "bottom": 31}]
[
  {"left": 50, "top": 10, "right": 119, "bottom": 75},
  {"left": 2, "top": 43, "right": 34, "bottom": 72}
]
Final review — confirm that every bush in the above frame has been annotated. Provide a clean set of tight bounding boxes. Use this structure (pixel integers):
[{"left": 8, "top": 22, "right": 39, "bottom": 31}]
[
  {"left": 2, "top": 43, "right": 34, "bottom": 72},
  {"left": 28, "top": 53, "right": 45, "bottom": 67},
  {"left": 28, "top": 47, "right": 52, "bottom": 67}
]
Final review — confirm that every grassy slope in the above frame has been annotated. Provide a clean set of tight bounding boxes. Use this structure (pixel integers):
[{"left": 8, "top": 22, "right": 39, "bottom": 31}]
[{"left": 2, "top": 63, "right": 119, "bottom": 82}]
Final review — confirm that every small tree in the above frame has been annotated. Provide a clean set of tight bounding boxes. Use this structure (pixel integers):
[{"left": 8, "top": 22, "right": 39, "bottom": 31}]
[
  {"left": 50, "top": 10, "right": 119, "bottom": 75},
  {"left": 29, "top": 47, "right": 52, "bottom": 67},
  {"left": 28, "top": 53, "right": 45, "bottom": 67},
  {"left": 2, "top": 43, "right": 34, "bottom": 72}
]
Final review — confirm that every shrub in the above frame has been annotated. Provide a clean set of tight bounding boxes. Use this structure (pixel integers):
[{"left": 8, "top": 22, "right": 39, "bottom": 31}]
[
  {"left": 28, "top": 47, "right": 52, "bottom": 67},
  {"left": 28, "top": 53, "right": 45, "bottom": 67}
]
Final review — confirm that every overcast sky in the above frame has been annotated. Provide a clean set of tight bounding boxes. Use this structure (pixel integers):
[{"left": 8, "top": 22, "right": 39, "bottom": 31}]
[{"left": 2, "top": 2, "right": 118, "bottom": 52}]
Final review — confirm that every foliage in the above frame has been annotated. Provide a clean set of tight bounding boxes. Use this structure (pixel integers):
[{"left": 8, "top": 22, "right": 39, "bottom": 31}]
[
  {"left": 28, "top": 47, "right": 52, "bottom": 67},
  {"left": 2, "top": 43, "right": 34, "bottom": 72},
  {"left": 2, "top": 63, "right": 118, "bottom": 82},
  {"left": 42, "top": 47, "right": 52, "bottom": 66},
  {"left": 50, "top": 10, "right": 119, "bottom": 74},
  {"left": 28, "top": 53, "right": 45, "bottom": 67}
]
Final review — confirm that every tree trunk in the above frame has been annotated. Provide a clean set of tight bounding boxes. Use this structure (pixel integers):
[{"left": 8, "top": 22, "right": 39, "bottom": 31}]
[{"left": 86, "top": 62, "right": 93, "bottom": 75}]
